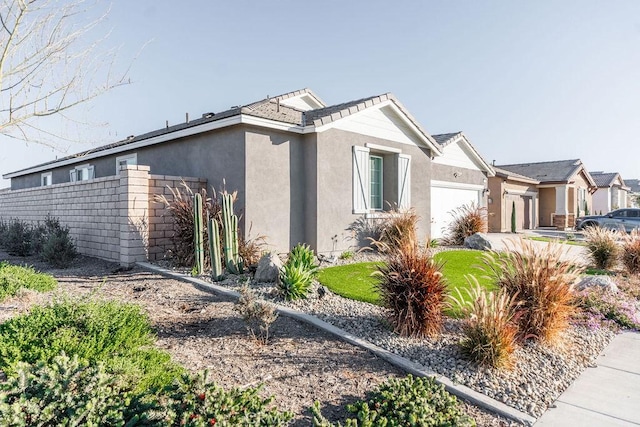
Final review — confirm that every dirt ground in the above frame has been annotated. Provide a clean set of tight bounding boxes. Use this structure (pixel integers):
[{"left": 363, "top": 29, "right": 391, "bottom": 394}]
[{"left": 0, "top": 253, "right": 517, "bottom": 426}]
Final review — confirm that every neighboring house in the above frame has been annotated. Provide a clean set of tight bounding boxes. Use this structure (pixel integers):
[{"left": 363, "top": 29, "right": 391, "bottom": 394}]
[
  {"left": 430, "top": 132, "right": 494, "bottom": 238},
  {"left": 590, "top": 172, "right": 630, "bottom": 214},
  {"left": 2, "top": 88, "right": 445, "bottom": 255},
  {"left": 496, "top": 159, "right": 596, "bottom": 230},
  {"left": 488, "top": 167, "right": 540, "bottom": 232},
  {"left": 625, "top": 179, "right": 640, "bottom": 208}
]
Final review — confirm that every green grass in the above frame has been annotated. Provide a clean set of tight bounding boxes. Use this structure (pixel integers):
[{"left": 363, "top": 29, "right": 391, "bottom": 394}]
[
  {"left": 0, "top": 299, "right": 184, "bottom": 392},
  {"left": 527, "top": 236, "right": 586, "bottom": 246},
  {"left": 584, "top": 267, "right": 615, "bottom": 276},
  {"left": 0, "top": 262, "right": 57, "bottom": 301},
  {"left": 317, "top": 250, "right": 496, "bottom": 316}
]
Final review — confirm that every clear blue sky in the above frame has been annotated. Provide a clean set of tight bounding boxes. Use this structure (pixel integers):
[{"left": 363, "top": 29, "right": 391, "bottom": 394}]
[{"left": 2, "top": 0, "right": 639, "bottom": 186}]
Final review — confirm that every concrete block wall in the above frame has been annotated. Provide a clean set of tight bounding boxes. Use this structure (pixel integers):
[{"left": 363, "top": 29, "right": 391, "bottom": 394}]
[
  {"left": 147, "top": 175, "right": 208, "bottom": 261},
  {"left": 0, "top": 165, "right": 207, "bottom": 266}
]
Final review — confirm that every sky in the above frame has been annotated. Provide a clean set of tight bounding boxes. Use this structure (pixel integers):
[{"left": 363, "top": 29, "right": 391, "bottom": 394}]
[{"left": 2, "top": 0, "right": 639, "bottom": 187}]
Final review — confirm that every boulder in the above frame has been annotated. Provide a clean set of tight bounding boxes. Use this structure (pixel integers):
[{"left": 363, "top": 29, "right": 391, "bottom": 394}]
[
  {"left": 575, "top": 275, "right": 618, "bottom": 293},
  {"left": 254, "top": 253, "right": 283, "bottom": 283},
  {"left": 463, "top": 233, "right": 493, "bottom": 251}
]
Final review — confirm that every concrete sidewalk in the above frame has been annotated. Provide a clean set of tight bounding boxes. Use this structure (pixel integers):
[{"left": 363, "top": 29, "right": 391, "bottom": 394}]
[
  {"left": 483, "top": 232, "right": 588, "bottom": 265},
  {"left": 535, "top": 331, "right": 640, "bottom": 426}
]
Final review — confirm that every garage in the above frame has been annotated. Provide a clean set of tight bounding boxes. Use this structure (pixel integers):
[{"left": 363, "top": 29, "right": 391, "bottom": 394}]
[{"left": 430, "top": 183, "right": 482, "bottom": 239}]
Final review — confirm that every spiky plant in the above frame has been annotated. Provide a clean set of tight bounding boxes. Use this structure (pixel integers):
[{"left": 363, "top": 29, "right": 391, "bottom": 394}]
[
  {"left": 583, "top": 226, "right": 620, "bottom": 270},
  {"left": 621, "top": 229, "right": 640, "bottom": 274},
  {"left": 483, "top": 238, "right": 581, "bottom": 344},
  {"left": 378, "top": 208, "right": 419, "bottom": 252},
  {"left": 452, "top": 278, "right": 520, "bottom": 369},
  {"left": 375, "top": 235, "right": 447, "bottom": 338},
  {"left": 442, "top": 202, "right": 488, "bottom": 246},
  {"left": 278, "top": 262, "right": 313, "bottom": 301},
  {"left": 287, "top": 243, "right": 318, "bottom": 274}
]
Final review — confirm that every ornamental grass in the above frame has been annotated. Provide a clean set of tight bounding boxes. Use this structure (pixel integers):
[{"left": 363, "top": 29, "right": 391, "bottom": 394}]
[
  {"left": 583, "top": 226, "right": 620, "bottom": 270},
  {"left": 442, "top": 202, "right": 488, "bottom": 246},
  {"left": 483, "top": 239, "right": 581, "bottom": 344},
  {"left": 621, "top": 229, "right": 640, "bottom": 275}
]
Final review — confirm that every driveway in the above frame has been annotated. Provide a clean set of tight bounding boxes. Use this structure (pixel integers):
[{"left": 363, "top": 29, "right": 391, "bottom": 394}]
[{"left": 484, "top": 233, "right": 588, "bottom": 265}]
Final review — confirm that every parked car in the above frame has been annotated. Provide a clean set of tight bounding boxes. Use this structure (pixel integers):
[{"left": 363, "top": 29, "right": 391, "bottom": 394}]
[{"left": 575, "top": 208, "right": 640, "bottom": 232}]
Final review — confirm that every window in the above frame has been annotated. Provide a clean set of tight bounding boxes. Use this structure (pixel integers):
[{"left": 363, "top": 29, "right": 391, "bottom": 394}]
[
  {"left": 69, "top": 164, "right": 94, "bottom": 182},
  {"left": 115, "top": 153, "right": 137, "bottom": 175},
  {"left": 370, "top": 156, "right": 383, "bottom": 210},
  {"left": 41, "top": 172, "right": 52, "bottom": 186},
  {"left": 352, "top": 146, "right": 411, "bottom": 214}
]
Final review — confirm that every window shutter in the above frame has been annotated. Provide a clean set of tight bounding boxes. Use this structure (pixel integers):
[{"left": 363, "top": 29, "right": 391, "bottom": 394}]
[
  {"left": 352, "top": 146, "right": 370, "bottom": 214},
  {"left": 397, "top": 154, "right": 411, "bottom": 209},
  {"left": 87, "top": 166, "right": 95, "bottom": 180},
  {"left": 69, "top": 170, "right": 77, "bottom": 182}
]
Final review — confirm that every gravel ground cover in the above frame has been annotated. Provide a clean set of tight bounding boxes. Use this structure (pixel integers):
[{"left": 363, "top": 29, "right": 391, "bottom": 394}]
[{"left": 0, "top": 251, "right": 517, "bottom": 426}]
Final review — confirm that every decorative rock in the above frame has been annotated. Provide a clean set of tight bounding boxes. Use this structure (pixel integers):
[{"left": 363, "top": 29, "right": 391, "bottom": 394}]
[
  {"left": 254, "top": 253, "right": 283, "bottom": 283},
  {"left": 463, "top": 233, "right": 493, "bottom": 251},
  {"left": 574, "top": 275, "right": 618, "bottom": 293}
]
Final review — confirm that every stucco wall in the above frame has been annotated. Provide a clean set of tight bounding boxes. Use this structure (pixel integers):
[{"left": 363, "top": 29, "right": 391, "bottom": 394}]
[
  {"left": 431, "top": 163, "right": 487, "bottom": 186},
  {"left": 488, "top": 177, "right": 538, "bottom": 232},
  {"left": 313, "top": 128, "right": 432, "bottom": 254},
  {"left": 539, "top": 188, "right": 555, "bottom": 227}
]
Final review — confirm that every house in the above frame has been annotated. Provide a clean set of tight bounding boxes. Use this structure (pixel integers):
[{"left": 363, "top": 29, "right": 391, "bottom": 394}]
[
  {"left": 590, "top": 172, "right": 630, "bottom": 214},
  {"left": 487, "top": 167, "right": 540, "bottom": 232},
  {"left": 494, "top": 159, "right": 596, "bottom": 230},
  {"left": 429, "top": 132, "right": 494, "bottom": 238},
  {"left": 625, "top": 179, "right": 640, "bottom": 208},
  {"left": 1, "top": 88, "right": 448, "bottom": 259}
]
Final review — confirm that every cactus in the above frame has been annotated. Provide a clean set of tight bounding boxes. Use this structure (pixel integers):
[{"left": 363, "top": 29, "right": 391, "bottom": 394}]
[
  {"left": 208, "top": 217, "right": 224, "bottom": 281},
  {"left": 193, "top": 193, "right": 204, "bottom": 275},
  {"left": 222, "top": 192, "right": 244, "bottom": 274}
]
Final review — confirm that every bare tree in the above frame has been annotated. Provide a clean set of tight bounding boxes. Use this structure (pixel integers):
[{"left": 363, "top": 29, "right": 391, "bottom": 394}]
[{"left": 0, "top": 0, "right": 131, "bottom": 145}]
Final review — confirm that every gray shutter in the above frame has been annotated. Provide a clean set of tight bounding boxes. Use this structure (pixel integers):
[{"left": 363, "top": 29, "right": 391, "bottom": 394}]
[
  {"left": 352, "top": 146, "right": 370, "bottom": 214},
  {"left": 397, "top": 154, "right": 411, "bottom": 209},
  {"left": 87, "top": 165, "right": 95, "bottom": 180},
  {"left": 69, "top": 170, "right": 77, "bottom": 182}
]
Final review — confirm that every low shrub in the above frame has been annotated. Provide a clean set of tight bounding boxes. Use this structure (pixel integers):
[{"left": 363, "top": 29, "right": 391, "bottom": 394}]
[
  {"left": 578, "top": 288, "right": 640, "bottom": 330},
  {"left": 311, "top": 375, "right": 475, "bottom": 426},
  {"left": 451, "top": 280, "right": 520, "bottom": 368},
  {"left": 0, "top": 262, "right": 57, "bottom": 301},
  {"left": 3, "top": 219, "right": 33, "bottom": 256},
  {"left": 339, "top": 250, "right": 354, "bottom": 260},
  {"left": 39, "top": 228, "right": 77, "bottom": 268},
  {"left": 483, "top": 239, "right": 581, "bottom": 344},
  {"left": 235, "top": 285, "right": 278, "bottom": 343},
  {"left": 0, "top": 354, "right": 152, "bottom": 426},
  {"left": 583, "top": 226, "right": 620, "bottom": 270},
  {"left": 0, "top": 299, "right": 183, "bottom": 391},
  {"left": 442, "top": 202, "right": 488, "bottom": 246},
  {"left": 161, "top": 371, "right": 293, "bottom": 426},
  {"left": 278, "top": 262, "right": 313, "bottom": 301},
  {"left": 239, "top": 225, "right": 268, "bottom": 268},
  {"left": 378, "top": 208, "right": 419, "bottom": 251},
  {"left": 375, "top": 236, "right": 447, "bottom": 338},
  {"left": 621, "top": 229, "right": 640, "bottom": 274}
]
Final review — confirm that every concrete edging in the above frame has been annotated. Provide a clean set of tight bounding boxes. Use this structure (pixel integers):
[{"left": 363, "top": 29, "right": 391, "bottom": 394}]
[{"left": 137, "top": 261, "right": 536, "bottom": 426}]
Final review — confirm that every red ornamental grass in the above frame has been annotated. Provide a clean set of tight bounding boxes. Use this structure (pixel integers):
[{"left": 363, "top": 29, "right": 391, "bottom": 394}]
[{"left": 375, "top": 236, "right": 447, "bottom": 338}]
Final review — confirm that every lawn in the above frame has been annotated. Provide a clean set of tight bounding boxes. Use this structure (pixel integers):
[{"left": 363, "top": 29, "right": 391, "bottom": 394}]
[
  {"left": 526, "top": 236, "right": 586, "bottom": 246},
  {"left": 317, "top": 250, "right": 496, "bottom": 316}
]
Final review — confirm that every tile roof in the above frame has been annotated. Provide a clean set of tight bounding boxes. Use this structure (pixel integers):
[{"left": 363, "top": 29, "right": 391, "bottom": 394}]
[
  {"left": 493, "top": 167, "right": 540, "bottom": 184},
  {"left": 626, "top": 179, "right": 640, "bottom": 192},
  {"left": 496, "top": 159, "right": 586, "bottom": 183},
  {"left": 431, "top": 132, "right": 462, "bottom": 147},
  {"left": 590, "top": 172, "right": 620, "bottom": 188}
]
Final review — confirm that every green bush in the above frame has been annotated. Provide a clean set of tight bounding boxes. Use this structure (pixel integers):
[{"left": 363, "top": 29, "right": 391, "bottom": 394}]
[
  {"left": 0, "top": 299, "right": 183, "bottom": 392},
  {"left": 0, "top": 353, "right": 153, "bottom": 426},
  {"left": 39, "top": 228, "right": 78, "bottom": 268},
  {"left": 278, "top": 262, "right": 313, "bottom": 301},
  {"left": 0, "top": 262, "right": 57, "bottom": 301},
  {"left": 312, "top": 375, "right": 475, "bottom": 426},
  {"left": 3, "top": 219, "right": 33, "bottom": 256}
]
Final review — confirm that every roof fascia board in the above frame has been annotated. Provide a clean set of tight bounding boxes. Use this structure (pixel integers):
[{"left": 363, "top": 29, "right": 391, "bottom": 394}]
[
  {"left": 313, "top": 100, "right": 443, "bottom": 156},
  {"left": 450, "top": 133, "right": 495, "bottom": 176},
  {"left": 239, "top": 115, "right": 311, "bottom": 133},
  {"left": 495, "top": 172, "right": 540, "bottom": 185}
]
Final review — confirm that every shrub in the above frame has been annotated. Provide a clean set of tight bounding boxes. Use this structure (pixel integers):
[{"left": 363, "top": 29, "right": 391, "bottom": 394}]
[
  {"left": 0, "top": 354, "right": 152, "bottom": 426},
  {"left": 311, "top": 375, "right": 475, "bottom": 427},
  {"left": 0, "top": 262, "right": 57, "bottom": 301},
  {"left": 347, "top": 215, "right": 387, "bottom": 250},
  {"left": 621, "top": 229, "right": 640, "bottom": 274},
  {"left": 483, "top": 239, "right": 581, "bottom": 344},
  {"left": 39, "top": 228, "right": 77, "bottom": 268},
  {"left": 378, "top": 208, "right": 419, "bottom": 252},
  {"left": 451, "top": 280, "right": 520, "bottom": 368},
  {"left": 160, "top": 371, "right": 293, "bottom": 426},
  {"left": 287, "top": 243, "right": 318, "bottom": 274},
  {"left": 442, "top": 202, "right": 488, "bottom": 246},
  {"left": 278, "top": 262, "right": 313, "bottom": 301},
  {"left": 0, "top": 299, "right": 183, "bottom": 391},
  {"left": 375, "top": 236, "right": 447, "bottom": 338},
  {"left": 578, "top": 288, "right": 640, "bottom": 330},
  {"left": 3, "top": 219, "right": 33, "bottom": 256},
  {"left": 583, "top": 226, "right": 620, "bottom": 270},
  {"left": 239, "top": 225, "right": 268, "bottom": 268},
  {"left": 339, "top": 250, "right": 354, "bottom": 260},
  {"left": 235, "top": 285, "right": 278, "bottom": 343}
]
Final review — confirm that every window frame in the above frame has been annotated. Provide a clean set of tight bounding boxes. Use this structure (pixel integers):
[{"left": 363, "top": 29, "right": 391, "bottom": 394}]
[
  {"left": 369, "top": 155, "right": 384, "bottom": 211},
  {"left": 115, "top": 153, "right": 137, "bottom": 175},
  {"left": 70, "top": 164, "right": 94, "bottom": 182},
  {"left": 41, "top": 172, "right": 52, "bottom": 186}
]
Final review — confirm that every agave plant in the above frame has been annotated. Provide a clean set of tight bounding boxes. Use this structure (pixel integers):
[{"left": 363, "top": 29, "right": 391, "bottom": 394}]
[{"left": 278, "top": 262, "right": 313, "bottom": 301}]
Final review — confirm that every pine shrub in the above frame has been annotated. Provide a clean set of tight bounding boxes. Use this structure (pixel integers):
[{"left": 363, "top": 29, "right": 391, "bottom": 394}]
[
  {"left": 483, "top": 239, "right": 581, "bottom": 344},
  {"left": 375, "top": 236, "right": 447, "bottom": 338},
  {"left": 583, "top": 226, "right": 620, "bottom": 270},
  {"left": 3, "top": 219, "right": 33, "bottom": 256},
  {"left": 442, "top": 203, "right": 488, "bottom": 246},
  {"left": 621, "top": 229, "right": 640, "bottom": 274}
]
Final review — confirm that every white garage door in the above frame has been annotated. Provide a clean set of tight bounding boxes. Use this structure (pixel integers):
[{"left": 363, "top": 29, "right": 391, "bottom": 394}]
[{"left": 431, "top": 185, "right": 481, "bottom": 239}]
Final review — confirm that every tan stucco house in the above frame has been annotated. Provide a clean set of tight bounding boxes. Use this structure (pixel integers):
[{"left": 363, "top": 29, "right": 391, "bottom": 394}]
[
  {"left": 3, "top": 88, "right": 473, "bottom": 258},
  {"left": 488, "top": 167, "right": 540, "bottom": 232},
  {"left": 493, "top": 159, "right": 596, "bottom": 230},
  {"left": 590, "top": 172, "right": 630, "bottom": 214}
]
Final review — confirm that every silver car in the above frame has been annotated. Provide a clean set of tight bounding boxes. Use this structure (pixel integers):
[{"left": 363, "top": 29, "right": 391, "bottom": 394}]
[{"left": 575, "top": 208, "right": 640, "bottom": 232}]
